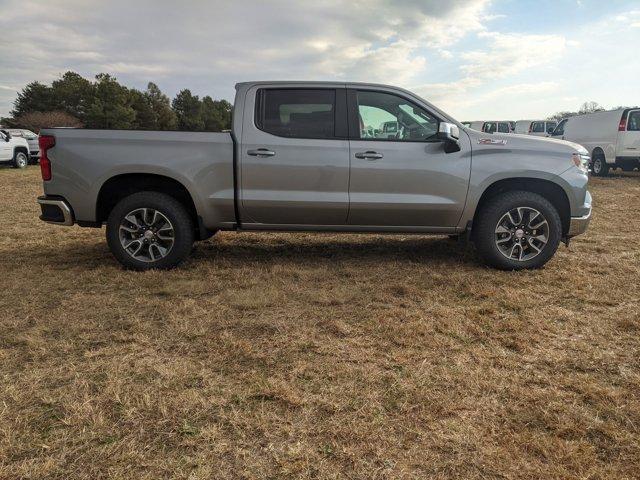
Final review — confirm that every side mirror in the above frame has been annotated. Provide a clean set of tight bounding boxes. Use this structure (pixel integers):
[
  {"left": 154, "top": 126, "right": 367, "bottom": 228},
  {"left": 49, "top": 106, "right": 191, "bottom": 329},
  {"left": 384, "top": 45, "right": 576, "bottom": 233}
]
[{"left": 437, "top": 122, "right": 461, "bottom": 153}]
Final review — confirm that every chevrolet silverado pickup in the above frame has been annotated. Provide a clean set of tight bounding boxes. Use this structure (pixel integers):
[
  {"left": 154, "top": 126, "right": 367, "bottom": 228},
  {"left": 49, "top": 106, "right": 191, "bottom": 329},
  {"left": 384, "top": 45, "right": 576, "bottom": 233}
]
[{"left": 37, "top": 81, "right": 592, "bottom": 270}]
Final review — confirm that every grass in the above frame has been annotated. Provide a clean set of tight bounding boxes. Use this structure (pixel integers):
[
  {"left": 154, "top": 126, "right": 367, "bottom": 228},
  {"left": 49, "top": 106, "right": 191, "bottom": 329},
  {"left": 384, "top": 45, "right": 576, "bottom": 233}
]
[{"left": 0, "top": 166, "right": 639, "bottom": 479}]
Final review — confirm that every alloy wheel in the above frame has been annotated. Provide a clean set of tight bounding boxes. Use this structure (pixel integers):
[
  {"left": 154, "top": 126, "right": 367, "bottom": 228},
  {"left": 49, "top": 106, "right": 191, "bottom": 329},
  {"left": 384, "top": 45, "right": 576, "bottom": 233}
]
[
  {"left": 494, "top": 207, "right": 549, "bottom": 262},
  {"left": 118, "top": 208, "right": 175, "bottom": 262}
]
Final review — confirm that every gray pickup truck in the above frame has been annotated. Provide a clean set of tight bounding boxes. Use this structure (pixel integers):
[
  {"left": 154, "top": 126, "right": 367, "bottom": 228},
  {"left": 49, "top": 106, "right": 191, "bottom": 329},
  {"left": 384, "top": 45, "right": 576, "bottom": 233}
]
[{"left": 37, "top": 81, "right": 592, "bottom": 270}]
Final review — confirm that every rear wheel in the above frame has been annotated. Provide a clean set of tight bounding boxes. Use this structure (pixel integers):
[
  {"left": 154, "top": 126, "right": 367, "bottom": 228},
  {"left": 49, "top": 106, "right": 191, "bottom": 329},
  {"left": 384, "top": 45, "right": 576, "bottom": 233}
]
[
  {"left": 591, "top": 152, "right": 609, "bottom": 177},
  {"left": 474, "top": 191, "right": 562, "bottom": 270},
  {"left": 106, "top": 192, "right": 195, "bottom": 270},
  {"left": 13, "top": 151, "right": 28, "bottom": 169}
]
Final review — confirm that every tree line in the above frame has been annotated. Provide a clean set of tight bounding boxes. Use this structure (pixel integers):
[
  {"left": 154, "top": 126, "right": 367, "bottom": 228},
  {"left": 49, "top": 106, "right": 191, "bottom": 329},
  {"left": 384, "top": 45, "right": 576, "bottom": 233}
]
[{"left": 2, "top": 71, "right": 232, "bottom": 133}]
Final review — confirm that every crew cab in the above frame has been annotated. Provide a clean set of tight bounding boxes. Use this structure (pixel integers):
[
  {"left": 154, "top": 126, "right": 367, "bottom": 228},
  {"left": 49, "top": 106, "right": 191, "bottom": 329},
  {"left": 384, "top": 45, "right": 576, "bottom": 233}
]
[
  {"left": 37, "top": 81, "right": 592, "bottom": 271},
  {"left": 0, "top": 129, "right": 30, "bottom": 168}
]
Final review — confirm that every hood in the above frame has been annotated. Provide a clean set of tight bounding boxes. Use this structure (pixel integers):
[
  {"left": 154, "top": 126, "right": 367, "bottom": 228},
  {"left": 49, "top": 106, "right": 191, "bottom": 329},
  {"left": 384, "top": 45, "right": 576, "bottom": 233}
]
[{"left": 465, "top": 129, "right": 589, "bottom": 156}]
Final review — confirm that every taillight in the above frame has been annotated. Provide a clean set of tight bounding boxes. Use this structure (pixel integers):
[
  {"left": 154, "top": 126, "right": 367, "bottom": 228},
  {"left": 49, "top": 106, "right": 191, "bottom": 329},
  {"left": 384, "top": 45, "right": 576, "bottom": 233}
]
[
  {"left": 38, "top": 135, "right": 55, "bottom": 181},
  {"left": 619, "top": 112, "right": 628, "bottom": 131}
]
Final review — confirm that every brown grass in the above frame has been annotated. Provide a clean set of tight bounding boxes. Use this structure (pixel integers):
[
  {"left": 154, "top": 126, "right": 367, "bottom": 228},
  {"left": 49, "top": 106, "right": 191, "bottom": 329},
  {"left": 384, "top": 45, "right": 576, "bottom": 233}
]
[{"left": 1, "top": 167, "right": 639, "bottom": 479}]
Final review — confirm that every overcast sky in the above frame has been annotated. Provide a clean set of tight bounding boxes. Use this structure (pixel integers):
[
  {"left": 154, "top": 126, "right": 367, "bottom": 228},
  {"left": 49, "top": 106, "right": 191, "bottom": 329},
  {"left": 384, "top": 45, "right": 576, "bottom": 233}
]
[{"left": 0, "top": 0, "right": 638, "bottom": 121}]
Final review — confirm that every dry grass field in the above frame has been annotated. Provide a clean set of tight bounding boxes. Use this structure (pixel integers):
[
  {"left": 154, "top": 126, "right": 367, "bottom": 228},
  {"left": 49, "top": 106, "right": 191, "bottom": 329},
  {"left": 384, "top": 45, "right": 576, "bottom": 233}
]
[{"left": 1, "top": 167, "right": 639, "bottom": 479}]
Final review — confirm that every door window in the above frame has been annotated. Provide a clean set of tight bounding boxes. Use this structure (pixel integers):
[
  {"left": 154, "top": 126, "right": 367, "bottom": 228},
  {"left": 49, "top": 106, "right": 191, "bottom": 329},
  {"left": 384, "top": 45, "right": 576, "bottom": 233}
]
[
  {"left": 546, "top": 122, "right": 557, "bottom": 134},
  {"left": 627, "top": 111, "right": 640, "bottom": 131},
  {"left": 355, "top": 90, "right": 438, "bottom": 141},
  {"left": 255, "top": 89, "right": 336, "bottom": 139},
  {"left": 531, "top": 122, "right": 545, "bottom": 133}
]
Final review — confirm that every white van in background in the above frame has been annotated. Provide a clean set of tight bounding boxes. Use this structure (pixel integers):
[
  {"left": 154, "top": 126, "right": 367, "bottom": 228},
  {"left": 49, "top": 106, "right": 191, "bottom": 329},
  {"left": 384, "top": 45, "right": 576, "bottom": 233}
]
[
  {"left": 551, "top": 108, "right": 640, "bottom": 176},
  {"left": 515, "top": 120, "right": 557, "bottom": 136}
]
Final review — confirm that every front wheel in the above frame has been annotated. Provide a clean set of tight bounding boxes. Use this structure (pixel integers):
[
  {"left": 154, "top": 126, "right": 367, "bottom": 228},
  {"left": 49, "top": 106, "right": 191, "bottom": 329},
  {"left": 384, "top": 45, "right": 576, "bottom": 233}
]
[
  {"left": 13, "top": 151, "right": 28, "bottom": 169},
  {"left": 106, "top": 192, "right": 195, "bottom": 270},
  {"left": 474, "top": 191, "right": 562, "bottom": 270}
]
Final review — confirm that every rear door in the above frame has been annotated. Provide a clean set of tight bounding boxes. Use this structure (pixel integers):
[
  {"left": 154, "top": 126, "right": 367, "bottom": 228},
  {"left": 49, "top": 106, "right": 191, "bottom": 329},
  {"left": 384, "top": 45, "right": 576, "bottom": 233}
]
[
  {"left": 621, "top": 110, "right": 640, "bottom": 157},
  {"left": 346, "top": 88, "right": 471, "bottom": 227},
  {"left": 240, "top": 86, "right": 350, "bottom": 225}
]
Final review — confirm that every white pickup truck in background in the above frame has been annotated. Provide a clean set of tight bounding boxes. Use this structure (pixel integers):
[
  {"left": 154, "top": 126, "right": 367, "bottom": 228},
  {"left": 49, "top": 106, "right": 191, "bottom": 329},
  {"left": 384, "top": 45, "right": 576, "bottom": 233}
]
[
  {"left": 550, "top": 108, "right": 640, "bottom": 176},
  {"left": 0, "top": 129, "right": 30, "bottom": 169}
]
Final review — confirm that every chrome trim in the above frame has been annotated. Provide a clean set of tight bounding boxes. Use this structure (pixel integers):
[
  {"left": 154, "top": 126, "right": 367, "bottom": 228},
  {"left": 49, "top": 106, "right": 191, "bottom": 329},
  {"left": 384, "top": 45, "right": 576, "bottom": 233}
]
[
  {"left": 37, "top": 197, "right": 74, "bottom": 226},
  {"left": 567, "top": 209, "right": 591, "bottom": 237}
]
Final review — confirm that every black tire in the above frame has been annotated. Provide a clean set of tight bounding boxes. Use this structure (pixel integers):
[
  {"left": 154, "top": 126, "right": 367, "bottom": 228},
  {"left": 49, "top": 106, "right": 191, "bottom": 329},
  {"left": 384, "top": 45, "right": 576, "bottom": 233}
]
[
  {"left": 591, "top": 152, "right": 609, "bottom": 177},
  {"left": 474, "top": 191, "right": 562, "bottom": 270},
  {"left": 13, "top": 150, "right": 28, "bottom": 169},
  {"left": 106, "top": 192, "right": 195, "bottom": 270}
]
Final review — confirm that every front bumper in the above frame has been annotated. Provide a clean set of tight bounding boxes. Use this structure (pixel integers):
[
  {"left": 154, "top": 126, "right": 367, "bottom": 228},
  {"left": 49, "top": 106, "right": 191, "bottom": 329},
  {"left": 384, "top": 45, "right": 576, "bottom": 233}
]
[
  {"left": 567, "top": 190, "right": 592, "bottom": 238},
  {"left": 37, "top": 195, "right": 74, "bottom": 226}
]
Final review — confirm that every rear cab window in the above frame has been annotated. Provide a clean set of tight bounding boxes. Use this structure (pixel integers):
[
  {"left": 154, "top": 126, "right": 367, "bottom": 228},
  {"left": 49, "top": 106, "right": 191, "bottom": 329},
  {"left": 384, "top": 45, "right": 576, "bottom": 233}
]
[{"left": 255, "top": 89, "right": 337, "bottom": 139}]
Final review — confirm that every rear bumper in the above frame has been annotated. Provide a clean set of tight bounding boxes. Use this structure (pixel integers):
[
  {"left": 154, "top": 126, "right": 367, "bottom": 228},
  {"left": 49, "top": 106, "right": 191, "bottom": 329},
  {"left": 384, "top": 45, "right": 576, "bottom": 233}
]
[
  {"left": 567, "top": 191, "right": 592, "bottom": 238},
  {"left": 37, "top": 195, "right": 74, "bottom": 226}
]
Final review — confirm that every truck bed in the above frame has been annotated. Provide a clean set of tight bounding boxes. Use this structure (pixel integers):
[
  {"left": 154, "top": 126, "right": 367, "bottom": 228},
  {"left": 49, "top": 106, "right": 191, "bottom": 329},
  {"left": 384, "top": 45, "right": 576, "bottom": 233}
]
[{"left": 41, "top": 129, "right": 236, "bottom": 227}]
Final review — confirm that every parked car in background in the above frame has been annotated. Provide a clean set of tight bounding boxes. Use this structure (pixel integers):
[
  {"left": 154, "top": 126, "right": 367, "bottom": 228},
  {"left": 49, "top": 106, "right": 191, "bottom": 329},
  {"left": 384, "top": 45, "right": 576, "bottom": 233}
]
[
  {"left": 0, "top": 129, "right": 30, "bottom": 169},
  {"left": 37, "top": 81, "right": 591, "bottom": 271},
  {"left": 7, "top": 129, "right": 39, "bottom": 162},
  {"left": 551, "top": 109, "right": 640, "bottom": 176},
  {"left": 467, "top": 121, "right": 513, "bottom": 133},
  {"left": 515, "top": 120, "right": 557, "bottom": 136}
]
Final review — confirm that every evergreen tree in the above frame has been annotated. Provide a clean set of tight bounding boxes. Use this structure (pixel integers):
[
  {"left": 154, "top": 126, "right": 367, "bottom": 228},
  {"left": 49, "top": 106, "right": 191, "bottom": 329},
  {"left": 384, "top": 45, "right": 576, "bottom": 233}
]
[
  {"left": 85, "top": 74, "right": 135, "bottom": 129},
  {"left": 11, "top": 81, "right": 56, "bottom": 117},
  {"left": 201, "top": 96, "right": 232, "bottom": 131},
  {"left": 146, "top": 82, "right": 177, "bottom": 130},
  {"left": 129, "top": 89, "right": 156, "bottom": 130},
  {"left": 50, "top": 71, "right": 95, "bottom": 121},
  {"left": 172, "top": 89, "right": 204, "bottom": 131}
]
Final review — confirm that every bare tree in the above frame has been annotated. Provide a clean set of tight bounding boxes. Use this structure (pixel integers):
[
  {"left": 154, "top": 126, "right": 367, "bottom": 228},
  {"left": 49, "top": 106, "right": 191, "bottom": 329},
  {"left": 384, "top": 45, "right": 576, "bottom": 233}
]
[{"left": 13, "top": 111, "right": 82, "bottom": 133}]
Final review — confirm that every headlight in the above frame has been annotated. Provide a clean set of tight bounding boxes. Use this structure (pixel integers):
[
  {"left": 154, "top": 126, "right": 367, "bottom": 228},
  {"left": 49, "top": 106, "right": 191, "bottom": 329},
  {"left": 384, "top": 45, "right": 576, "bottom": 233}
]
[{"left": 571, "top": 153, "right": 590, "bottom": 173}]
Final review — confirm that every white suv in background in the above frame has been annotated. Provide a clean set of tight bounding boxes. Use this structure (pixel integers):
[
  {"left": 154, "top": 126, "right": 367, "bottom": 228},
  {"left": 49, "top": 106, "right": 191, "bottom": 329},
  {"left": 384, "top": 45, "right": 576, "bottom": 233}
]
[
  {"left": 0, "top": 130, "right": 30, "bottom": 168},
  {"left": 7, "top": 129, "right": 39, "bottom": 162},
  {"left": 550, "top": 108, "right": 640, "bottom": 176}
]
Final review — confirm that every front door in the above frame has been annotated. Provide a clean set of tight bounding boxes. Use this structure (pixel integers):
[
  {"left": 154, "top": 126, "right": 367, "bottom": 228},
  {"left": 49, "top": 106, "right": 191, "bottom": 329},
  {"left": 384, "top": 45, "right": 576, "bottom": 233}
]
[
  {"left": 0, "top": 132, "right": 11, "bottom": 160},
  {"left": 621, "top": 109, "right": 640, "bottom": 158},
  {"left": 240, "top": 86, "right": 350, "bottom": 225},
  {"left": 346, "top": 88, "right": 471, "bottom": 227}
]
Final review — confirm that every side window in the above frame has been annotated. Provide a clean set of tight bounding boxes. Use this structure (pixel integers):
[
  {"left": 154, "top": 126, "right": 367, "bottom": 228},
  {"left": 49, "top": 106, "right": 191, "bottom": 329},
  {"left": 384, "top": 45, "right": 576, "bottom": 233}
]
[
  {"left": 484, "top": 122, "right": 497, "bottom": 133},
  {"left": 546, "top": 122, "right": 557, "bottom": 133},
  {"left": 497, "top": 122, "right": 510, "bottom": 133},
  {"left": 554, "top": 119, "right": 566, "bottom": 135},
  {"left": 628, "top": 111, "right": 640, "bottom": 131},
  {"left": 255, "top": 89, "right": 336, "bottom": 139},
  {"left": 356, "top": 90, "right": 439, "bottom": 141},
  {"left": 531, "top": 122, "right": 545, "bottom": 133}
]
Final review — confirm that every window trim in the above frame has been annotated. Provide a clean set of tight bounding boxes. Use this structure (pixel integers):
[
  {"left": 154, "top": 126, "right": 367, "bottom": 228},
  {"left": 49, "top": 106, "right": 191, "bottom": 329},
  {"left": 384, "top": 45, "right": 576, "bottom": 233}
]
[
  {"left": 346, "top": 88, "right": 443, "bottom": 143},
  {"left": 253, "top": 87, "right": 348, "bottom": 140}
]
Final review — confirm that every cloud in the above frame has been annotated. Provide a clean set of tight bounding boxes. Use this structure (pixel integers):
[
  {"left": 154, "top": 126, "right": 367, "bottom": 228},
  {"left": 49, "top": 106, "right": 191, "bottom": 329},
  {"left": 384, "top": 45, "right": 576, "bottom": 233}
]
[{"left": 0, "top": 0, "right": 492, "bottom": 116}]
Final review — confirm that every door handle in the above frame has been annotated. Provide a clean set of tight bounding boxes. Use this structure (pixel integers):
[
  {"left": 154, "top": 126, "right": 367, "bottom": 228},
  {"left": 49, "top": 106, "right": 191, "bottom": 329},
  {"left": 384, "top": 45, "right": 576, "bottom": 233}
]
[
  {"left": 355, "top": 151, "right": 383, "bottom": 160},
  {"left": 247, "top": 148, "right": 276, "bottom": 157}
]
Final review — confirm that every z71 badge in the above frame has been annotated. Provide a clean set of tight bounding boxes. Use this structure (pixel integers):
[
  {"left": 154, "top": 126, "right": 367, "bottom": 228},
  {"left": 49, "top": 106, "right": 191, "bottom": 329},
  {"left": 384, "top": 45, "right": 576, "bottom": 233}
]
[{"left": 478, "top": 138, "right": 508, "bottom": 145}]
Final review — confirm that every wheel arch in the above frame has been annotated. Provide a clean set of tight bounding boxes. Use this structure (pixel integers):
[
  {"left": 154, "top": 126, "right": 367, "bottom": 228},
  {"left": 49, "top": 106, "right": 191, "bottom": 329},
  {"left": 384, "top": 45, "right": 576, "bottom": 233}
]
[
  {"left": 472, "top": 177, "right": 571, "bottom": 236},
  {"left": 96, "top": 173, "right": 211, "bottom": 240}
]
